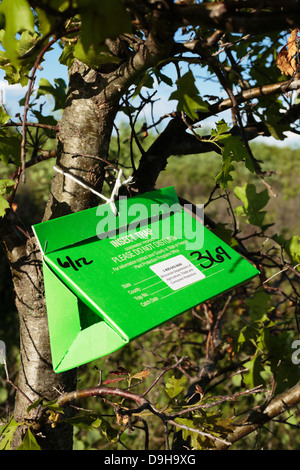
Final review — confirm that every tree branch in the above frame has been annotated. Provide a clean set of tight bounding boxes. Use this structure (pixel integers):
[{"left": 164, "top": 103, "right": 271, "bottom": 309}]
[
  {"left": 104, "top": 3, "right": 176, "bottom": 101},
  {"left": 200, "top": 79, "right": 300, "bottom": 121},
  {"left": 173, "top": 2, "right": 300, "bottom": 34},
  {"left": 133, "top": 77, "right": 300, "bottom": 192},
  {"left": 2, "top": 121, "right": 58, "bottom": 132},
  {"left": 216, "top": 379, "right": 300, "bottom": 449},
  {"left": 20, "top": 37, "right": 57, "bottom": 183}
]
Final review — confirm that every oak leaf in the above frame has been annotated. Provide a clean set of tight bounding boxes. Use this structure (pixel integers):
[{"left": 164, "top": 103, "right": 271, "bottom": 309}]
[
  {"left": 287, "top": 28, "right": 298, "bottom": 62},
  {"left": 131, "top": 369, "right": 150, "bottom": 381},
  {"left": 276, "top": 29, "right": 299, "bottom": 77}
]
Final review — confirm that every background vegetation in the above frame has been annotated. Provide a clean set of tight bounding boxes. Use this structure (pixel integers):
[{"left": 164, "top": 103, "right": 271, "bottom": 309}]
[{"left": 1, "top": 124, "right": 300, "bottom": 449}]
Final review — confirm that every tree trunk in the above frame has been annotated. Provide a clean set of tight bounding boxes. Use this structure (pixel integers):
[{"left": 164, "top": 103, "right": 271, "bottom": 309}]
[
  {"left": 8, "top": 7, "right": 175, "bottom": 446},
  {"left": 10, "top": 59, "right": 119, "bottom": 449}
]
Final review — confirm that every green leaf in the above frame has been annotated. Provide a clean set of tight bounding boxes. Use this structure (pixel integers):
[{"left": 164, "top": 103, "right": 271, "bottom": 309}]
[
  {"left": 272, "top": 234, "right": 300, "bottom": 266},
  {"left": 0, "top": 57, "right": 30, "bottom": 86},
  {"left": 36, "top": 78, "right": 67, "bottom": 111},
  {"left": 0, "top": 184, "right": 14, "bottom": 217},
  {"left": 26, "top": 397, "right": 64, "bottom": 418},
  {"left": 235, "top": 183, "right": 269, "bottom": 212},
  {"left": 234, "top": 183, "right": 270, "bottom": 227},
  {"left": 132, "top": 71, "right": 154, "bottom": 99},
  {"left": 16, "top": 428, "right": 41, "bottom": 450},
  {"left": 174, "top": 415, "right": 231, "bottom": 450},
  {"left": 42, "top": 399, "right": 64, "bottom": 414},
  {"left": 0, "top": 0, "right": 35, "bottom": 68},
  {"left": 50, "top": 0, "right": 71, "bottom": 11},
  {"left": 65, "top": 414, "right": 101, "bottom": 431},
  {"left": 211, "top": 119, "right": 230, "bottom": 137},
  {"left": 215, "top": 135, "right": 253, "bottom": 188},
  {"left": 224, "top": 135, "right": 254, "bottom": 172},
  {"left": 0, "top": 107, "right": 11, "bottom": 125},
  {"left": 169, "top": 71, "right": 209, "bottom": 120},
  {"left": 73, "top": 39, "right": 121, "bottom": 70},
  {"left": 100, "top": 417, "right": 118, "bottom": 442},
  {"left": 18, "top": 30, "right": 40, "bottom": 60},
  {"left": 174, "top": 417, "right": 195, "bottom": 442},
  {"left": 77, "top": 0, "right": 132, "bottom": 52},
  {"left": 164, "top": 375, "right": 186, "bottom": 399},
  {"left": 0, "top": 387, "right": 8, "bottom": 404},
  {"left": 287, "top": 236, "right": 300, "bottom": 265},
  {"left": 237, "top": 322, "right": 261, "bottom": 352},
  {"left": 31, "top": 110, "right": 58, "bottom": 137},
  {"left": 0, "top": 130, "right": 21, "bottom": 165},
  {"left": 211, "top": 120, "right": 256, "bottom": 187},
  {"left": 0, "top": 194, "right": 9, "bottom": 217},
  {"left": 215, "top": 149, "right": 235, "bottom": 187},
  {"left": 0, "top": 415, "right": 20, "bottom": 450},
  {"left": 0, "top": 178, "right": 14, "bottom": 195},
  {"left": 212, "top": 223, "right": 234, "bottom": 246},
  {"left": 153, "top": 68, "right": 173, "bottom": 87},
  {"left": 263, "top": 100, "right": 290, "bottom": 140},
  {"left": 26, "top": 397, "right": 44, "bottom": 417},
  {"left": 36, "top": 7, "right": 55, "bottom": 36},
  {"left": 0, "top": 29, "right": 40, "bottom": 85},
  {"left": 59, "top": 44, "right": 75, "bottom": 68},
  {"left": 243, "top": 355, "right": 265, "bottom": 388},
  {"left": 246, "top": 290, "right": 271, "bottom": 322},
  {"left": 265, "top": 119, "right": 290, "bottom": 141}
]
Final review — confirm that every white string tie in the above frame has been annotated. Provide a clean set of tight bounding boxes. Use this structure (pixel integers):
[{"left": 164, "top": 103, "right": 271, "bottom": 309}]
[{"left": 53, "top": 166, "right": 133, "bottom": 216}]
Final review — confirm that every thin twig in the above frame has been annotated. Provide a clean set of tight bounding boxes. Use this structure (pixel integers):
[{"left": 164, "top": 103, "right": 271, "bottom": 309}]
[
  {"left": 0, "top": 352, "right": 33, "bottom": 404},
  {"left": 19, "top": 26, "right": 80, "bottom": 184},
  {"left": 172, "top": 385, "right": 265, "bottom": 418},
  {"left": 168, "top": 419, "right": 231, "bottom": 446},
  {"left": 21, "top": 37, "right": 57, "bottom": 183},
  {"left": 141, "top": 357, "right": 187, "bottom": 397},
  {"left": 263, "top": 263, "right": 300, "bottom": 284},
  {"left": 0, "top": 90, "right": 8, "bottom": 114},
  {"left": 3, "top": 121, "right": 58, "bottom": 132}
]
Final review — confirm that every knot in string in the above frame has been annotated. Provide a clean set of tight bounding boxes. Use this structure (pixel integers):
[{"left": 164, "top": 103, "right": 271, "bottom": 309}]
[{"left": 53, "top": 166, "right": 133, "bottom": 216}]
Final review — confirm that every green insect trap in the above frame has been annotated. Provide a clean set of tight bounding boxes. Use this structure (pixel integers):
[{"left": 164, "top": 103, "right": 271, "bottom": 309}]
[{"left": 33, "top": 184, "right": 259, "bottom": 373}]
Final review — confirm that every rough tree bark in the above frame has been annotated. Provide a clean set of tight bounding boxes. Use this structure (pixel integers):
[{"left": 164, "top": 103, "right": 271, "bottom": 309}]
[
  {"left": 11, "top": 57, "right": 121, "bottom": 449},
  {"left": 6, "top": 4, "right": 175, "bottom": 448}
]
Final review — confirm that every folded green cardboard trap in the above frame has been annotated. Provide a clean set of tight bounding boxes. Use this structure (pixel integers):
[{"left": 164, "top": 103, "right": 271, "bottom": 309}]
[{"left": 33, "top": 186, "right": 259, "bottom": 373}]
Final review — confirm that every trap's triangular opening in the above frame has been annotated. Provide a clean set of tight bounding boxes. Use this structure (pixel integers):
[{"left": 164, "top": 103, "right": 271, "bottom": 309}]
[{"left": 78, "top": 299, "right": 102, "bottom": 330}]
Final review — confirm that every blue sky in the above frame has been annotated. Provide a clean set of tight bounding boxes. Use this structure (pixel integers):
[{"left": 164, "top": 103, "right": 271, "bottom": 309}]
[
  {"left": 0, "top": 44, "right": 68, "bottom": 116},
  {"left": 0, "top": 43, "right": 299, "bottom": 148},
  {"left": 0, "top": 41, "right": 228, "bottom": 126}
]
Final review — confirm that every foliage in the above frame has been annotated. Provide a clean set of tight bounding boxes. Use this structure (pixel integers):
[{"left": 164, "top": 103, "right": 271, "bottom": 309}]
[
  {"left": 0, "top": 0, "right": 300, "bottom": 451},
  {"left": 1, "top": 129, "right": 300, "bottom": 450},
  {"left": 169, "top": 70, "right": 210, "bottom": 120}
]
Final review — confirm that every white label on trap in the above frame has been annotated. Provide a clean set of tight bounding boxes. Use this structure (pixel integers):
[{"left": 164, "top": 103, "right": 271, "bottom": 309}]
[{"left": 150, "top": 254, "right": 205, "bottom": 291}]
